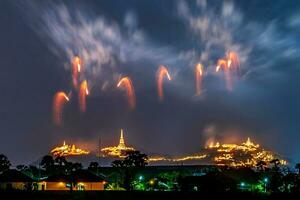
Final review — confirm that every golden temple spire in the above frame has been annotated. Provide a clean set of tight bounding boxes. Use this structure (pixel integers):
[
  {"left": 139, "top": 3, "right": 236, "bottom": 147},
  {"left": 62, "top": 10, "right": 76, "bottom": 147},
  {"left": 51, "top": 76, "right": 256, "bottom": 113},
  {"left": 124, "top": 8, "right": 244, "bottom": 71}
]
[
  {"left": 101, "top": 129, "right": 135, "bottom": 158},
  {"left": 246, "top": 137, "right": 251, "bottom": 146},
  {"left": 118, "top": 129, "right": 126, "bottom": 149}
]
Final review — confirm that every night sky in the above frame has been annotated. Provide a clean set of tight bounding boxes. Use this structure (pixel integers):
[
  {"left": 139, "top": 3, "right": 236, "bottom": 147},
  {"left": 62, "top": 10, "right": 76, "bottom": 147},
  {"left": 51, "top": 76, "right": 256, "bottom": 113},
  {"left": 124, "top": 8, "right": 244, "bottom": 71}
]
[{"left": 1, "top": 0, "right": 300, "bottom": 165}]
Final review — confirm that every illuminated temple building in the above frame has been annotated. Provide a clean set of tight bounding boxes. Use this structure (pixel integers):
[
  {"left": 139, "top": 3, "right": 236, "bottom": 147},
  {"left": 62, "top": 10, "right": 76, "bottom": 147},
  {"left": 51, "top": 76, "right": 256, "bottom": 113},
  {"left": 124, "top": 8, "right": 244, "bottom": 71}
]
[
  {"left": 204, "top": 137, "right": 287, "bottom": 167},
  {"left": 51, "top": 141, "right": 90, "bottom": 157},
  {"left": 101, "top": 129, "right": 135, "bottom": 158}
]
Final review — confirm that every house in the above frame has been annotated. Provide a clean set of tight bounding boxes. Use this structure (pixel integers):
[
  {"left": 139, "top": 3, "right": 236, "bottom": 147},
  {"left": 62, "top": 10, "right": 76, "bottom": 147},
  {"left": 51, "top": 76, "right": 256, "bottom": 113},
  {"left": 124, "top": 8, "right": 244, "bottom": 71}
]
[
  {"left": 39, "top": 170, "right": 106, "bottom": 191},
  {"left": 0, "top": 169, "right": 34, "bottom": 190}
]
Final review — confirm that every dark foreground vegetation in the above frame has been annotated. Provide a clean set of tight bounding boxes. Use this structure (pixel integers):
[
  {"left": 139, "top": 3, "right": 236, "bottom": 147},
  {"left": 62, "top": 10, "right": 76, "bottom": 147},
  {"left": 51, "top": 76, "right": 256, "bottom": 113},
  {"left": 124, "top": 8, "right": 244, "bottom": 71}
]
[{"left": 2, "top": 151, "right": 300, "bottom": 198}]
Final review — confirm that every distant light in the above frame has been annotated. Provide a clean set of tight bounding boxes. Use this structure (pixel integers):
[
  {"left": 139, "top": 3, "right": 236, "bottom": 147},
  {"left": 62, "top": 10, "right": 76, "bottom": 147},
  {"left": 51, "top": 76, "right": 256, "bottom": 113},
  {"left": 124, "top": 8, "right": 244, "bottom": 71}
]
[
  {"left": 264, "top": 178, "right": 268, "bottom": 183},
  {"left": 240, "top": 182, "right": 245, "bottom": 187},
  {"left": 139, "top": 175, "right": 144, "bottom": 181},
  {"left": 149, "top": 180, "right": 155, "bottom": 185}
]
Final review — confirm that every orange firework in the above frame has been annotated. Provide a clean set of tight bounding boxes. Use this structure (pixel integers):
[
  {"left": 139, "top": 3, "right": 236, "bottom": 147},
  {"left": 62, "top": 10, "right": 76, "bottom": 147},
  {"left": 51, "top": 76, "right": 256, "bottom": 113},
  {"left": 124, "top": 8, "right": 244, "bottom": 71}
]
[
  {"left": 195, "top": 63, "right": 204, "bottom": 96},
  {"left": 53, "top": 92, "right": 69, "bottom": 126},
  {"left": 215, "top": 59, "right": 228, "bottom": 72},
  {"left": 117, "top": 76, "right": 136, "bottom": 110},
  {"left": 79, "top": 80, "right": 89, "bottom": 113},
  {"left": 157, "top": 65, "right": 171, "bottom": 101},
  {"left": 227, "top": 51, "right": 239, "bottom": 69},
  {"left": 72, "top": 56, "right": 82, "bottom": 88},
  {"left": 216, "top": 59, "right": 233, "bottom": 91}
]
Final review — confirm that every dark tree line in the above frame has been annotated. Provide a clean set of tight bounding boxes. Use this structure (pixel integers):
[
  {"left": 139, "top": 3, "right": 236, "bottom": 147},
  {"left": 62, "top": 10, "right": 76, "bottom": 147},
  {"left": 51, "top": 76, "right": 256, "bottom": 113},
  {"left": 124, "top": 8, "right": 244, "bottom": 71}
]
[
  {"left": 39, "top": 155, "right": 83, "bottom": 175},
  {"left": 3, "top": 152, "right": 300, "bottom": 192}
]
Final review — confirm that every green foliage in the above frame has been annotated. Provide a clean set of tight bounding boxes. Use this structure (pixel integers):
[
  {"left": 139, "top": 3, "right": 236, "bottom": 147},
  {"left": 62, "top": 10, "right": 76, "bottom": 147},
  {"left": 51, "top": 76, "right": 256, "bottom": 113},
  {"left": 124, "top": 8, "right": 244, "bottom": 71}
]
[
  {"left": 111, "top": 151, "right": 148, "bottom": 191},
  {"left": 105, "top": 183, "right": 126, "bottom": 191},
  {"left": 157, "top": 171, "right": 182, "bottom": 190},
  {"left": 0, "top": 154, "right": 11, "bottom": 173},
  {"left": 132, "top": 180, "right": 146, "bottom": 190}
]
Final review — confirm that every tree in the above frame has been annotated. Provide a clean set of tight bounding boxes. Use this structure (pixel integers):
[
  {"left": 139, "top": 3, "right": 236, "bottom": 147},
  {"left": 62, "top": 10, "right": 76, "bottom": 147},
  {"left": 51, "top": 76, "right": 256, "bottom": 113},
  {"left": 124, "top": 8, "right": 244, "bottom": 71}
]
[
  {"left": 112, "top": 160, "right": 125, "bottom": 168},
  {"left": 123, "top": 151, "right": 148, "bottom": 168},
  {"left": 157, "top": 172, "right": 181, "bottom": 191},
  {"left": 16, "top": 165, "right": 28, "bottom": 171},
  {"left": 0, "top": 154, "right": 11, "bottom": 173},
  {"left": 27, "top": 165, "right": 40, "bottom": 179},
  {"left": 54, "top": 156, "right": 67, "bottom": 167},
  {"left": 71, "top": 162, "right": 83, "bottom": 171},
  {"left": 111, "top": 151, "right": 148, "bottom": 191},
  {"left": 89, "top": 162, "right": 99, "bottom": 169},
  {"left": 256, "top": 160, "right": 267, "bottom": 172},
  {"left": 295, "top": 163, "right": 300, "bottom": 174},
  {"left": 269, "top": 159, "right": 283, "bottom": 192},
  {"left": 41, "top": 155, "right": 55, "bottom": 174},
  {"left": 88, "top": 162, "right": 100, "bottom": 173},
  {"left": 282, "top": 171, "right": 296, "bottom": 192}
]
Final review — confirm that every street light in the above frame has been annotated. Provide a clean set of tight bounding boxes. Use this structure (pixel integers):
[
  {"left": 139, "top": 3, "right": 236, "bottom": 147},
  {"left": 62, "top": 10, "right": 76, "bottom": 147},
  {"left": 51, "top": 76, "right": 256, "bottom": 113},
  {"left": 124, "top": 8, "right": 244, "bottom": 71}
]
[
  {"left": 263, "top": 177, "right": 268, "bottom": 192},
  {"left": 149, "top": 180, "right": 155, "bottom": 185},
  {"left": 139, "top": 175, "right": 144, "bottom": 181}
]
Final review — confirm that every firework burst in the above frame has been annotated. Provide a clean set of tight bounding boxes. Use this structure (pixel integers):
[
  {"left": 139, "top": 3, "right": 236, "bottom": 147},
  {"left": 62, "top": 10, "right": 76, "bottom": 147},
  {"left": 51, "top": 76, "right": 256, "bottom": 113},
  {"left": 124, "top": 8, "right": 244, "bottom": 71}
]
[
  {"left": 53, "top": 91, "right": 69, "bottom": 126},
  {"left": 79, "top": 80, "right": 89, "bottom": 113},
  {"left": 72, "top": 56, "right": 82, "bottom": 88},
  {"left": 195, "top": 63, "right": 204, "bottom": 96},
  {"left": 157, "top": 65, "right": 171, "bottom": 102},
  {"left": 117, "top": 76, "right": 136, "bottom": 110}
]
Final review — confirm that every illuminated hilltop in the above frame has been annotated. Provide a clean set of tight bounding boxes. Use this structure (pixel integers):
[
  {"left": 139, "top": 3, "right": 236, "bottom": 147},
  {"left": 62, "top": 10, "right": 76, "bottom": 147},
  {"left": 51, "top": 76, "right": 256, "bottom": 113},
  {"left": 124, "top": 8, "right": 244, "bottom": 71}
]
[
  {"left": 149, "top": 138, "right": 287, "bottom": 167},
  {"left": 204, "top": 137, "right": 287, "bottom": 167},
  {"left": 50, "top": 136, "right": 286, "bottom": 168},
  {"left": 101, "top": 129, "right": 135, "bottom": 158},
  {"left": 51, "top": 141, "right": 90, "bottom": 157}
]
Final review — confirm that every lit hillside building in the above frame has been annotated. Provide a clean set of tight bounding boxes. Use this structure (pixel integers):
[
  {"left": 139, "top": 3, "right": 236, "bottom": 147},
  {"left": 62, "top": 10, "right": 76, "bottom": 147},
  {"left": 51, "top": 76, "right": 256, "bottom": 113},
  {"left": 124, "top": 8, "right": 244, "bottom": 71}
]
[
  {"left": 51, "top": 141, "right": 89, "bottom": 157},
  {"left": 101, "top": 129, "right": 135, "bottom": 158},
  {"left": 205, "top": 137, "right": 287, "bottom": 167},
  {"left": 148, "top": 137, "right": 287, "bottom": 167}
]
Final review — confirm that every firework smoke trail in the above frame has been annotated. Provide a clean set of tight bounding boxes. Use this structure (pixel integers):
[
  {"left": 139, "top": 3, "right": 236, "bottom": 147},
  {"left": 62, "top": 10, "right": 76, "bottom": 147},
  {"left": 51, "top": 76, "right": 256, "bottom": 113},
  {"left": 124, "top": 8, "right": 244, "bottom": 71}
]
[
  {"left": 117, "top": 77, "right": 136, "bottom": 110},
  {"left": 53, "top": 92, "right": 69, "bottom": 126},
  {"left": 72, "top": 56, "right": 82, "bottom": 88},
  {"left": 225, "top": 69, "right": 233, "bottom": 91},
  {"left": 157, "top": 65, "right": 172, "bottom": 102},
  {"left": 79, "top": 80, "right": 89, "bottom": 113},
  {"left": 195, "top": 63, "right": 204, "bottom": 96}
]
